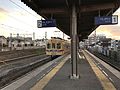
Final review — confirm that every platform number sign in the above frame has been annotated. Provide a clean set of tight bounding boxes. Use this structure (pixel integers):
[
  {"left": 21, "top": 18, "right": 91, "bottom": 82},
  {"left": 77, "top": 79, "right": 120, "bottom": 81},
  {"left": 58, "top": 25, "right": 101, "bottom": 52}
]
[
  {"left": 112, "top": 15, "right": 118, "bottom": 24},
  {"left": 37, "top": 19, "right": 56, "bottom": 28},
  {"left": 95, "top": 15, "right": 118, "bottom": 25},
  {"left": 37, "top": 20, "right": 42, "bottom": 28}
]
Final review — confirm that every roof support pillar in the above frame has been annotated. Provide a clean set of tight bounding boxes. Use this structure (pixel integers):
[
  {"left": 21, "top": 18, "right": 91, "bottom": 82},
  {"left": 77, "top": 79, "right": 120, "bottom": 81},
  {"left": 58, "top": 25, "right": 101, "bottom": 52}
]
[{"left": 70, "top": 4, "right": 79, "bottom": 79}]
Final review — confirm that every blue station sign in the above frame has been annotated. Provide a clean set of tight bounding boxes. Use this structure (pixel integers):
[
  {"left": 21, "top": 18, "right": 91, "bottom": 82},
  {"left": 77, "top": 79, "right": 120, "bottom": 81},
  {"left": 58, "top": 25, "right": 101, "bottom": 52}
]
[
  {"left": 95, "top": 15, "right": 118, "bottom": 25},
  {"left": 37, "top": 19, "right": 56, "bottom": 28}
]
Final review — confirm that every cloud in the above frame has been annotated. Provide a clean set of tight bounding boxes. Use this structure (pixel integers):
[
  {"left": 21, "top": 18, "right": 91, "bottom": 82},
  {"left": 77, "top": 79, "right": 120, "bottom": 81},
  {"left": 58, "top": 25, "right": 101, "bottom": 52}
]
[
  {"left": 0, "top": 8, "right": 9, "bottom": 22},
  {"left": 106, "top": 26, "right": 120, "bottom": 36},
  {"left": 0, "top": 8, "right": 9, "bottom": 13},
  {"left": 96, "top": 25, "right": 120, "bottom": 39}
]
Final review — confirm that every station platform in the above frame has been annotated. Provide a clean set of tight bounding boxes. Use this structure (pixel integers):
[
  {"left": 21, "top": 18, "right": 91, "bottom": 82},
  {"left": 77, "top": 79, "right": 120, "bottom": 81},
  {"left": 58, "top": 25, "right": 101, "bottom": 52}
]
[{"left": 31, "top": 50, "right": 116, "bottom": 90}]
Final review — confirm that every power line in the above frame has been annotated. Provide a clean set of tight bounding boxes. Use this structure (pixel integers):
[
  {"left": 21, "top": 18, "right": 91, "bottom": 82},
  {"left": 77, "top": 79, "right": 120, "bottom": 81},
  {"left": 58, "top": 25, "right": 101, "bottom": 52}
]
[
  {"left": 0, "top": 11, "right": 36, "bottom": 29},
  {"left": 0, "top": 24, "right": 33, "bottom": 37},
  {"left": 0, "top": 24, "right": 26, "bottom": 31},
  {"left": 9, "top": 0, "right": 40, "bottom": 19}
]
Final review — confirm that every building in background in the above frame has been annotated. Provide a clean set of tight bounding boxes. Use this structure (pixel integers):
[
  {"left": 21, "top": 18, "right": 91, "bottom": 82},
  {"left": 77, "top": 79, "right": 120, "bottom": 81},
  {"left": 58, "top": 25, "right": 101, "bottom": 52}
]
[
  {"left": 34, "top": 38, "right": 47, "bottom": 47},
  {"left": 79, "top": 41, "right": 85, "bottom": 49},
  {"left": 88, "top": 35, "right": 106, "bottom": 45},
  {"left": 0, "top": 36, "right": 7, "bottom": 51},
  {"left": 111, "top": 39, "right": 120, "bottom": 51},
  {"left": 7, "top": 35, "right": 37, "bottom": 50}
]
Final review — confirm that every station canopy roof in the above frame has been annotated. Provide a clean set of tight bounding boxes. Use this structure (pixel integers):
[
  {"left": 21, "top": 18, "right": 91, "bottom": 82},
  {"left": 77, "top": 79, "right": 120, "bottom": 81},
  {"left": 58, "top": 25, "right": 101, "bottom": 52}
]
[{"left": 21, "top": 0, "right": 120, "bottom": 41}]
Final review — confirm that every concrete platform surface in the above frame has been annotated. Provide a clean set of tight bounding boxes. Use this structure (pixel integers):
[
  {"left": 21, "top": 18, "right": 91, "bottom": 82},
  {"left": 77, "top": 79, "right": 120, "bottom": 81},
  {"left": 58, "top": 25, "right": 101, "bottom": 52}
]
[{"left": 31, "top": 51, "right": 107, "bottom": 90}]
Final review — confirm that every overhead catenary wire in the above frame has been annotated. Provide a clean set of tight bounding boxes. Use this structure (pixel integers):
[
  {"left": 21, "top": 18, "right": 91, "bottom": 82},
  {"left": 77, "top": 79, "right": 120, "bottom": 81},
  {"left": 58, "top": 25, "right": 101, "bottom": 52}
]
[
  {"left": 0, "top": 12, "right": 36, "bottom": 29},
  {"left": 0, "top": 24, "right": 24, "bottom": 31},
  {"left": 9, "top": 0, "right": 40, "bottom": 19},
  {"left": 1, "top": 0, "right": 42, "bottom": 32},
  {"left": 0, "top": 24, "right": 33, "bottom": 37}
]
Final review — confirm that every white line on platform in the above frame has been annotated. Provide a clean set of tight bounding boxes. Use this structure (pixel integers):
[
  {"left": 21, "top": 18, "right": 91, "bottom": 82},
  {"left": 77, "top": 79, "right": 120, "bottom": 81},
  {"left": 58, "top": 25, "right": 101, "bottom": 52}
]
[
  {"left": 1, "top": 54, "right": 68, "bottom": 90},
  {"left": 102, "top": 70, "right": 108, "bottom": 77},
  {"left": 109, "top": 77, "right": 114, "bottom": 83},
  {"left": 98, "top": 66, "right": 102, "bottom": 70}
]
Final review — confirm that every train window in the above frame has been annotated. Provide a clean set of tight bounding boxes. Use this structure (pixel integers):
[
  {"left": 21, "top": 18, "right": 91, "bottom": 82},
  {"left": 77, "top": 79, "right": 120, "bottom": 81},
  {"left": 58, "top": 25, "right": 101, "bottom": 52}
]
[
  {"left": 52, "top": 43, "right": 55, "bottom": 48},
  {"left": 57, "top": 43, "right": 61, "bottom": 49},
  {"left": 47, "top": 43, "right": 51, "bottom": 49}
]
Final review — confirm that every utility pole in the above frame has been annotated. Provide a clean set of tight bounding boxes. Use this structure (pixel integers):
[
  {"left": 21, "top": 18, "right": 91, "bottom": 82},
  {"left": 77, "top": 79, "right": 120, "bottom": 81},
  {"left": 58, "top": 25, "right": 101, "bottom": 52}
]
[
  {"left": 45, "top": 32, "right": 47, "bottom": 44},
  {"left": 33, "top": 32, "right": 35, "bottom": 47},
  {"left": 33, "top": 32, "right": 35, "bottom": 40},
  {"left": 23, "top": 34, "right": 25, "bottom": 50},
  {"left": 45, "top": 32, "right": 47, "bottom": 39},
  {"left": 10, "top": 33, "right": 12, "bottom": 51},
  {"left": 94, "top": 30, "right": 97, "bottom": 47},
  {"left": 63, "top": 32, "right": 64, "bottom": 39}
]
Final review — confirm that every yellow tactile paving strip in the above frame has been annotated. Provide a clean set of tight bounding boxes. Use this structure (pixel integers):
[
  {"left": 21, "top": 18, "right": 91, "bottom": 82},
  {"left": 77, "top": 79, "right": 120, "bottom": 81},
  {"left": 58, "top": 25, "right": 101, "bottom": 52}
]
[
  {"left": 83, "top": 50, "right": 116, "bottom": 90},
  {"left": 30, "top": 55, "right": 70, "bottom": 90}
]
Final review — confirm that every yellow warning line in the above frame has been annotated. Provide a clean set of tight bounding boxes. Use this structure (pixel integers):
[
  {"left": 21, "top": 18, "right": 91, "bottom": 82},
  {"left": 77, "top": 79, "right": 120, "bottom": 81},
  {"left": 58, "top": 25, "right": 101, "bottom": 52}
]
[
  {"left": 31, "top": 55, "right": 70, "bottom": 90},
  {"left": 83, "top": 50, "right": 116, "bottom": 90}
]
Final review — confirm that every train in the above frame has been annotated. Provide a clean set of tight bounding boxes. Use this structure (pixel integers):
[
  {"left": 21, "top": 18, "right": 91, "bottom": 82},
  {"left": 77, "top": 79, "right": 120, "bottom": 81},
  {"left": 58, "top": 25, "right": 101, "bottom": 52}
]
[{"left": 46, "top": 37, "right": 70, "bottom": 56}]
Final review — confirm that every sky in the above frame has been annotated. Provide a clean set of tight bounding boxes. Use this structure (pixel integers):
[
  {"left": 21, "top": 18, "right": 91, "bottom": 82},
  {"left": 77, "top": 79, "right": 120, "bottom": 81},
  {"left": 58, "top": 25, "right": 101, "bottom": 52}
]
[
  {"left": 0, "top": 0, "right": 120, "bottom": 40},
  {"left": 0, "top": 0, "right": 69, "bottom": 40}
]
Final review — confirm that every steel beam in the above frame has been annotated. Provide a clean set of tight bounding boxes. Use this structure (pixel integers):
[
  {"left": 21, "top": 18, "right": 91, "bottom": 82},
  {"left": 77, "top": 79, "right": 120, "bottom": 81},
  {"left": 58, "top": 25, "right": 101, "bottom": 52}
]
[
  {"left": 39, "top": 8, "right": 68, "bottom": 14},
  {"left": 80, "top": 3, "right": 119, "bottom": 12},
  {"left": 70, "top": 4, "right": 79, "bottom": 79},
  {"left": 38, "top": 2, "right": 119, "bottom": 14}
]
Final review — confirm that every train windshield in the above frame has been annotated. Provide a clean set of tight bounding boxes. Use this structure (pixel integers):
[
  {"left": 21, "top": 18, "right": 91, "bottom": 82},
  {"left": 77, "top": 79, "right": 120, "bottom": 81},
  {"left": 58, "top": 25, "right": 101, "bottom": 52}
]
[
  {"left": 52, "top": 43, "right": 55, "bottom": 49},
  {"left": 57, "top": 43, "right": 61, "bottom": 49}
]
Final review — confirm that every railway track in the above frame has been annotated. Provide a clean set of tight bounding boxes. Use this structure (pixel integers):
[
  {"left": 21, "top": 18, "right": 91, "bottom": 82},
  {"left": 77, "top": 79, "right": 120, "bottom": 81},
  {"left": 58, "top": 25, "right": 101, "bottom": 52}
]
[
  {"left": 0, "top": 48, "right": 45, "bottom": 61},
  {"left": 87, "top": 50, "right": 120, "bottom": 72},
  {"left": 0, "top": 54, "right": 52, "bottom": 88},
  {"left": 0, "top": 54, "right": 40, "bottom": 65}
]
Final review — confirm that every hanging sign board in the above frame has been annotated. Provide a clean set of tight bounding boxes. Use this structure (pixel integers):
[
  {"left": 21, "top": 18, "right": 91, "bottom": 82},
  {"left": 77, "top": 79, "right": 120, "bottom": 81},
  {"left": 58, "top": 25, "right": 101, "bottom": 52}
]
[
  {"left": 94, "top": 15, "right": 118, "bottom": 25},
  {"left": 37, "top": 19, "right": 56, "bottom": 28}
]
